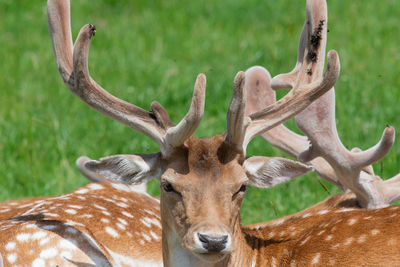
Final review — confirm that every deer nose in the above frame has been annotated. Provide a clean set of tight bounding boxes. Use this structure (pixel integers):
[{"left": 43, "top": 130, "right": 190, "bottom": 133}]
[{"left": 197, "top": 233, "right": 228, "bottom": 252}]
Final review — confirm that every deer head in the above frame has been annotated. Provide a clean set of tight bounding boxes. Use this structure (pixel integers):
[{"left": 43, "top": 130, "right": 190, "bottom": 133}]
[{"left": 47, "top": 0, "right": 339, "bottom": 264}]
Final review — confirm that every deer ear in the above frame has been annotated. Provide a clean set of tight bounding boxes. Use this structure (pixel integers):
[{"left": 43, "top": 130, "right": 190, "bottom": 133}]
[
  {"left": 84, "top": 153, "right": 162, "bottom": 184},
  {"left": 243, "top": 156, "right": 312, "bottom": 188}
]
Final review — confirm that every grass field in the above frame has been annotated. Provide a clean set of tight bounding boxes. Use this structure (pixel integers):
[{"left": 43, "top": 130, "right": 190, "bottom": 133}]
[{"left": 0, "top": 0, "right": 399, "bottom": 225}]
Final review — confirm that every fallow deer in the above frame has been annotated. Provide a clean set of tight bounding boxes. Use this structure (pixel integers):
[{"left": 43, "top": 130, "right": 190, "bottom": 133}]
[
  {"left": 0, "top": 182, "right": 163, "bottom": 266},
  {"left": 1, "top": 0, "right": 400, "bottom": 266}
]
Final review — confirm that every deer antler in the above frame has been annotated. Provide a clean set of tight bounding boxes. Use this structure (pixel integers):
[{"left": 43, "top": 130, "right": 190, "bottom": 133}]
[
  {"left": 47, "top": 0, "right": 206, "bottom": 157},
  {"left": 225, "top": 0, "right": 340, "bottom": 154},
  {"left": 246, "top": 0, "right": 398, "bottom": 208},
  {"left": 244, "top": 66, "right": 343, "bottom": 189}
]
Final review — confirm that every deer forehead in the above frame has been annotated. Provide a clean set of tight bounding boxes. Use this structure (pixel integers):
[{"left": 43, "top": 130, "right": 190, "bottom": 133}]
[{"left": 163, "top": 136, "right": 246, "bottom": 186}]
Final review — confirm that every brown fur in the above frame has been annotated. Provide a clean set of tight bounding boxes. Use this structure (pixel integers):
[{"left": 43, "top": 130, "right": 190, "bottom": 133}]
[
  {"left": 0, "top": 183, "right": 162, "bottom": 266},
  {"left": 157, "top": 137, "right": 400, "bottom": 266}
]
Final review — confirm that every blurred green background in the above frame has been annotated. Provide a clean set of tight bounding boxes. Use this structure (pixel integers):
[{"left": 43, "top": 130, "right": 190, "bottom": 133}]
[{"left": 0, "top": 0, "right": 399, "bottom": 224}]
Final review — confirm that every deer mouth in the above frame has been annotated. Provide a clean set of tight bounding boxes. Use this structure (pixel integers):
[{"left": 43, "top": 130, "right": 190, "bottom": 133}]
[{"left": 192, "top": 251, "right": 229, "bottom": 263}]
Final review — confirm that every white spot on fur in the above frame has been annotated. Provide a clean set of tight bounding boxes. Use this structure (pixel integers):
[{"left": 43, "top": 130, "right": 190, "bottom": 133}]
[
  {"left": 331, "top": 243, "right": 340, "bottom": 249},
  {"left": 40, "top": 248, "right": 58, "bottom": 259},
  {"left": 111, "top": 183, "right": 131, "bottom": 192},
  {"left": 105, "top": 227, "right": 119, "bottom": 238},
  {"left": 0, "top": 208, "right": 11, "bottom": 213},
  {"left": 16, "top": 233, "right": 31, "bottom": 242},
  {"left": 300, "top": 235, "right": 311, "bottom": 246},
  {"left": 117, "top": 218, "right": 128, "bottom": 225},
  {"left": 120, "top": 197, "right": 129, "bottom": 203},
  {"left": 268, "top": 232, "right": 275, "bottom": 239},
  {"left": 150, "top": 231, "right": 160, "bottom": 240},
  {"left": 39, "top": 237, "right": 50, "bottom": 246},
  {"left": 272, "top": 219, "right": 285, "bottom": 226},
  {"left": 142, "top": 233, "right": 151, "bottom": 242},
  {"left": 5, "top": 242, "right": 16, "bottom": 251},
  {"left": 348, "top": 218, "right": 357, "bottom": 225},
  {"left": 101, "top": 218, "right": 110, "bottom": 224},
  {"left": 357, "top": 234, "right": 366, "bottom": 243},
  {"left": 102, "top": 210, "right": 111, "bottom": 216},
  {"left": 65, "top": 209, "right": 77, "bottom": 215},
  {"left": 344, "top": 237, "right": 354, "bottom": 245},
  {"left": 32, "top": 258, "right": 47, "bottom": 267},
  {"left": 68, "top": 205, "right": 83, "bottom": 209},
  {"left": 116, "top": 223, "right": 126, "bottom": 230},
  {"left": 32, "top": 231, "right": 47, "bottom": 240},
  {"left": 122, "top": 211, "right": 134, "bottom": 218},
  {"left": 43, "top": 212, "right": 59, "bottom": 217},
  {"left": 88, "top": 183, "right": 104, "bottom": 190},
  {"left": 302, "top": 213, "right": 311, "bottom": 218},
  {"left": 75, "top": 188, "right": 89, "bottom": 194},
  {"left": 94, "top": 204, "right": 107, "bottom": 210},
  {"left": 371, "top": 229, "right": 380, "bottom": 236},
  {"left": 271, "top": 256, "right": 277, "bottom": 267},
  {"left": 117, "top": 202, "right": 130, "bottom": 208},
  {"left": 141, "top": 218, "right": 151, "bottom": 228},
  {"left": 317, "top": 230, "right": 325, "bottom": 236},
  {"left": 251, "top": 256, "right": 256, "bottom": 267},
  {"left": 318, "top": 209, "right": 329, "bottom": 215},
  {"left": 325, "top": 235, "right": 333, "bottom": 241},
  {"left": 7, "top": 253, "right": 17, "bottom": 263},
  {"left": 142, "top": 217, "right": 161, "bottom": 228},
  {"left": 311, "top": 253, "right": 320, "bottom": 265},
  {"left": 335, "top": 208, "right": 354, "bottom": 213}
]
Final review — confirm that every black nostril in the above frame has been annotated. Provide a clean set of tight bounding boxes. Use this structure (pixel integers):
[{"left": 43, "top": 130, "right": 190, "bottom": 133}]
[{"left": 197, "top": 233, "right": 228, "bottom": 252}]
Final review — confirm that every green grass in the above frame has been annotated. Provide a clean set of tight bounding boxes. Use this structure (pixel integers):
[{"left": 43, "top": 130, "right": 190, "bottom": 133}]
[{"left": 0, "top": 0, "right": 399, "bottom": 225}]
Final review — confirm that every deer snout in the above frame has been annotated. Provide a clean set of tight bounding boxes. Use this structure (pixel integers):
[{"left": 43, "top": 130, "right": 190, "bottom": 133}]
[{"left": 197, "top": 233, "right": 229, "bottom": 252}]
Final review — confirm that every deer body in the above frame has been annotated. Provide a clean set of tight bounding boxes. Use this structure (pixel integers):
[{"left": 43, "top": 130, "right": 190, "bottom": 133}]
[{"left": 0, "top": 183, "right": 162, "bottom": 266}]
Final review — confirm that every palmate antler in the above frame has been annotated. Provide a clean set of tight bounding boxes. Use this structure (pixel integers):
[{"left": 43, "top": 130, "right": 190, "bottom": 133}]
[
  {"left": 245, "top": 0, "right": 400, "bottom": 209},
  {"left": 47, "top": 0, "right": 205, "bottom": 157},
  {"left": 224, "top": 28, "right": 340, "bottom": 153}
]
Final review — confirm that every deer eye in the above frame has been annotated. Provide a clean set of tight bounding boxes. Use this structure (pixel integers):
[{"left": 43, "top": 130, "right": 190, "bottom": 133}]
[
  {"left": 161, "top": 182, "right": 177, "bottom": 193},
  {"left": 233, "top": 184, "right": 247, "bottom": 198}
]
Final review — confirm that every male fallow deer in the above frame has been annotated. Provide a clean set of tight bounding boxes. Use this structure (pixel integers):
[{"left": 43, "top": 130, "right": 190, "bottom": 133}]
[{"left": 1, "top": 0, "right": 400, "bottom": 266}]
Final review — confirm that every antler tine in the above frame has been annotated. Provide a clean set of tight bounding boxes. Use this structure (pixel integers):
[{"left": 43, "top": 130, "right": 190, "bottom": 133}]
[
  {"left": 225, "top": 72, "right": 248, "bottom": 151},
  {"left": 271, "top": 0, "right": 328, "bottom": 90},
  {"left": 164, "top": 74, "right": 206, "bottom": 151},
  {"left": 48, "top": 0, "right": 206, "bottom": 156}
]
